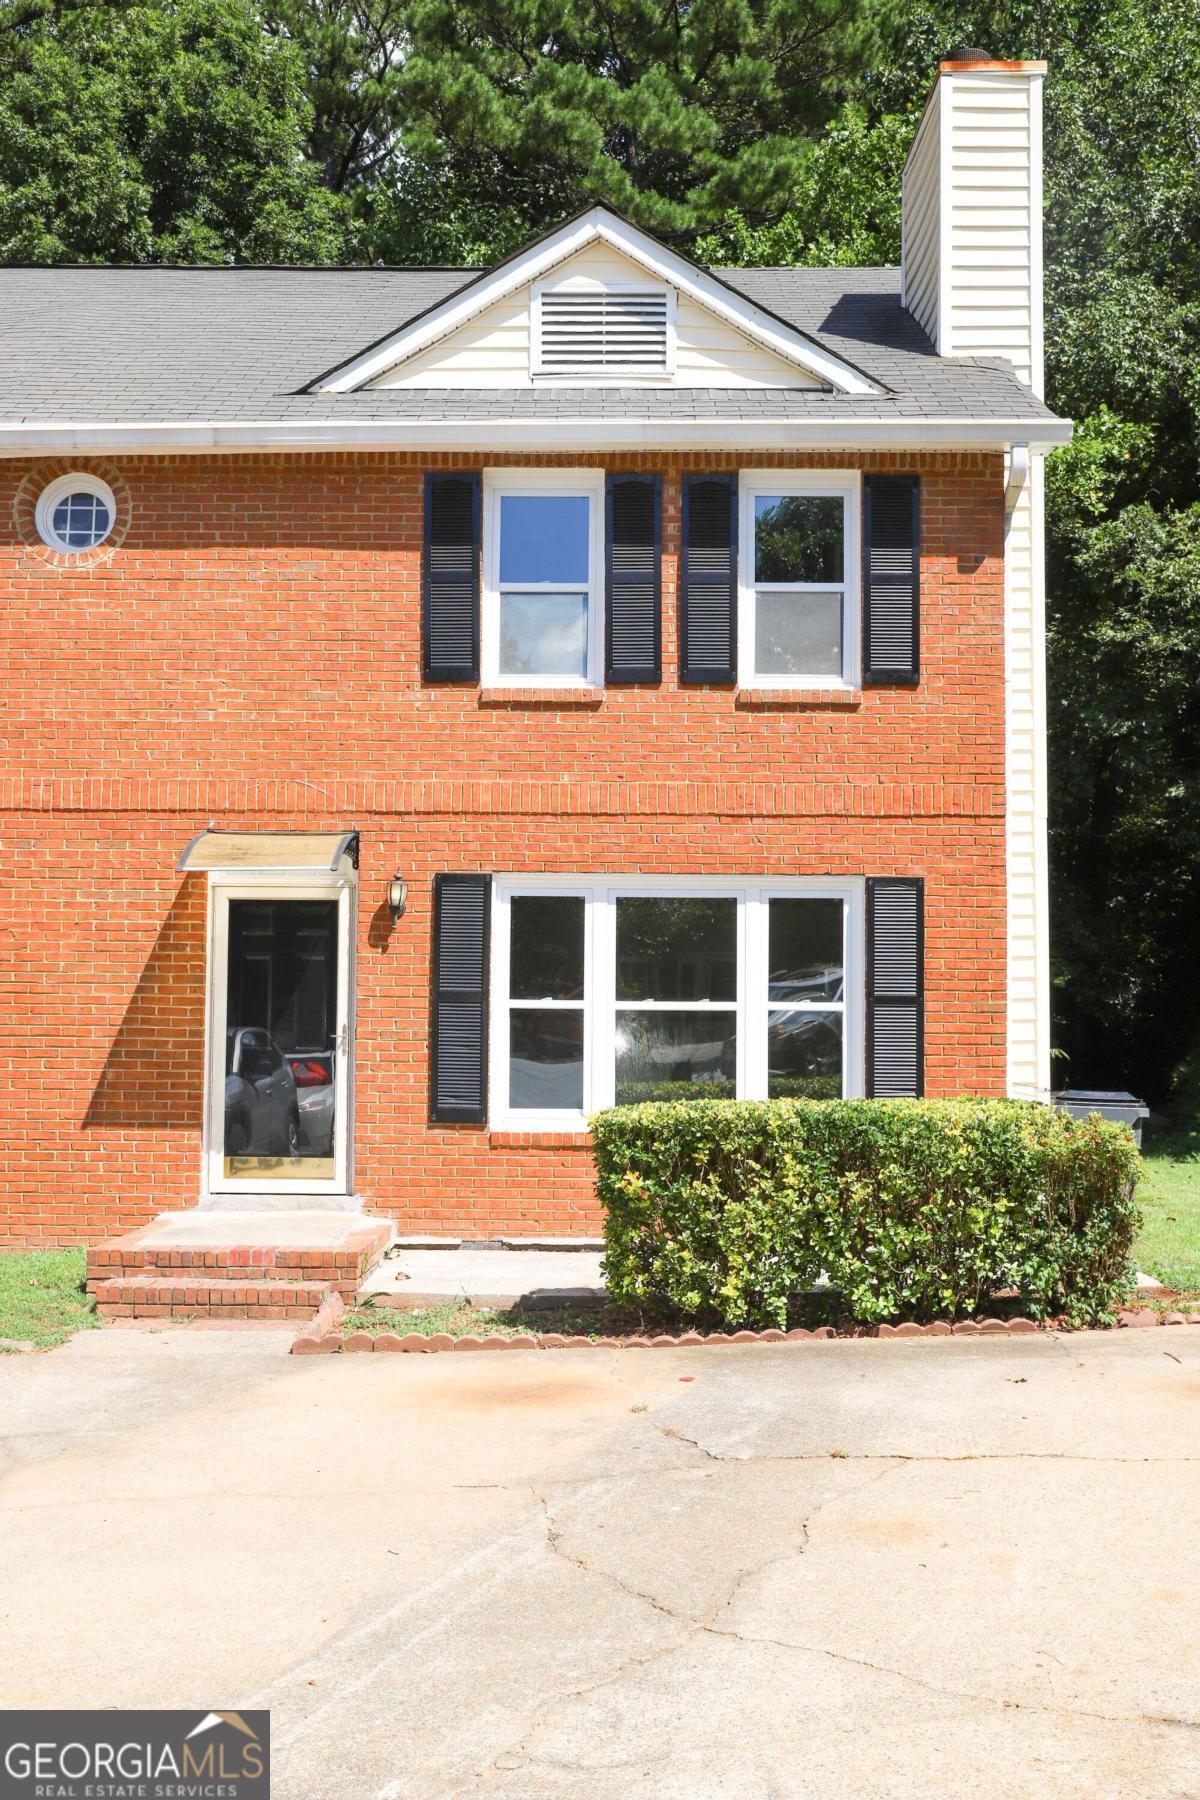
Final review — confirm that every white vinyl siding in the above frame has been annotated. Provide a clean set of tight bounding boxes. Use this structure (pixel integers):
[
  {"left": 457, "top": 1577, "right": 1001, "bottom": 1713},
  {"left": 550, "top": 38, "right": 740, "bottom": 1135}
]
[
  {"left": 900, "top": 82, "right": 941, "bottom": 343},
  {"left": 901, "top": 65, "right": 1044, "bottom": 395},
  {"left": 370, "top": 241, "right": 822, "bottom": 390},
  {"left": 1005, "top": 454, "right": 1050, "bottom": 1100}
]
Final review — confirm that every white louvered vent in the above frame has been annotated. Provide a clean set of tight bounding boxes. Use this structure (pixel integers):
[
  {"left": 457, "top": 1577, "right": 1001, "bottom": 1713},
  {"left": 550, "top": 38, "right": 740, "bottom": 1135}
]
[{"left": 535, "top": 288, "right": 670, "bottom": 373}]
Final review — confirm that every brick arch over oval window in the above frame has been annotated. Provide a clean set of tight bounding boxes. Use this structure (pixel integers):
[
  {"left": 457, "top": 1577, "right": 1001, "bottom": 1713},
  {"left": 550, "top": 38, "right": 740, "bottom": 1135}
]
[{"left": 13, "top": 458, "right": 133, "bottom": 573}]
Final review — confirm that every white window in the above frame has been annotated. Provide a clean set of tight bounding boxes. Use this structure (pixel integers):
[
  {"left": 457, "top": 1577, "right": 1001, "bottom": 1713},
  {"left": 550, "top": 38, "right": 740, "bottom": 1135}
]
[
  {"left": 532, "top": 281, "right": 675, "bottom": 380},
  {"left": 35, "top": 472, "right": 117, "bottom": 554},
  {"left": 483, "top": 468, "right": 604, "bottom": 687},
  {"left": 491, "top": 878, "right": 862, "bottom": 1130},
  {"left": 739, "top": 472, "right": 860, "bottom": 687}
]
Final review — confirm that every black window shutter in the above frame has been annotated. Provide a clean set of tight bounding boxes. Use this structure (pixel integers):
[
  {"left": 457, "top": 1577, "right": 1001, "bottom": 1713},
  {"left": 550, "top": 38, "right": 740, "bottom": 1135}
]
[
  {"left": 863, "top": 475, "right": 920, "bottom": 686},
  {"left": 680, "top": 473, "right": 737, "bottom": 684},
  {"left": 605, "top": 473, "right": 661, "bottom": 684},
  {"left": 430, "top": 874, "right": 490, "bottom": 1122},
  {"left": 423, "top": 473, "right": 480, "bottom": 682},
  {"left": 865, "top": 878, "right": 924, "bottom": 1098}
]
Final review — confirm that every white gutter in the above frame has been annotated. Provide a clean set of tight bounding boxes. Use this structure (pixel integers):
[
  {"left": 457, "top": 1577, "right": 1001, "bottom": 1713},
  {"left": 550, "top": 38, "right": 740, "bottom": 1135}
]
[{"left": 0, "top": 417, "right": 1073, "bottom": 457}]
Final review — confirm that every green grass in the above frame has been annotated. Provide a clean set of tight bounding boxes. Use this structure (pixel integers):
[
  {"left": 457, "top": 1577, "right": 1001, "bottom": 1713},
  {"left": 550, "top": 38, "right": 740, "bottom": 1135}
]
[
  {"left": 341, "top": 1296, "right": 661, "bottom": 1341},
  {"left": 0, "top": 1248, "right": 98, "bottom": 1350},
  {"left": 1134, "top": 1133, "right": 1200, "bottom": 1293}
]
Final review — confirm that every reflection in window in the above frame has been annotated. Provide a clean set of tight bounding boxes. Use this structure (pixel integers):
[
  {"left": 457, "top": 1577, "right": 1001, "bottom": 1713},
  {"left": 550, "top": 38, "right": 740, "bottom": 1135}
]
[
  {"left": 223, "top": 899, "right": 339, "bottom": 1179},
  {"left": 766, "top": 898, "right": 845, "bottom": 1098},
  {"left": 749, "top": 490, "right": 848, "bottom": 682},
  {"left": 506, "top": 894, "right": 585, "bottom": 1111},
  {"left": 495, "top": 491, "right": 593, "bottom": 680},
  {"left": 499, "top": 887, "right": 851, "bottom": 1119}
]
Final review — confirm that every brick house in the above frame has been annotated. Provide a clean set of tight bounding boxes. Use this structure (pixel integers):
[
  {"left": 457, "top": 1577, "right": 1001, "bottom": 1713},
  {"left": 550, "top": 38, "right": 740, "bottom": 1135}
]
[{"left": 2, "top": 57, "right": 1067, "bottom": 1276}]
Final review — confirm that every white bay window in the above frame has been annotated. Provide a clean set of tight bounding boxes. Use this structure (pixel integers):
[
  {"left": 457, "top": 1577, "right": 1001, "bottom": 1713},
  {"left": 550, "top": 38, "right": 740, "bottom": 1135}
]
[{"left": 491, "top": 878, "right": 862, "bottom": 1129}]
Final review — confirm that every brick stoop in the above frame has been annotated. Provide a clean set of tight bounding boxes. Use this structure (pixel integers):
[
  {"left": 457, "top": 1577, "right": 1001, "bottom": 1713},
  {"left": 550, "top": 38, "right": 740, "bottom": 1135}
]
[{"left": 87, "top": 1215, "right": 391, "bottom": 1321}]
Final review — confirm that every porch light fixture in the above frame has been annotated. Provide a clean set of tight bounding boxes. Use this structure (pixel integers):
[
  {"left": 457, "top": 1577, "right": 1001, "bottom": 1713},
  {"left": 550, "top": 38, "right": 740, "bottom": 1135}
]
[{"left": 388, "top": 874, "right": 408, "bottom": 920}]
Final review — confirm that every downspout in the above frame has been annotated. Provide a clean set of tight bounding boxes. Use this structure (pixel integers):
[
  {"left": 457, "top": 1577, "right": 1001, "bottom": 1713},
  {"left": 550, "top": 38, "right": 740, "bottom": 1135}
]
[{"left": 1004, "top": 443, "right": 1029, "bottom": 535}]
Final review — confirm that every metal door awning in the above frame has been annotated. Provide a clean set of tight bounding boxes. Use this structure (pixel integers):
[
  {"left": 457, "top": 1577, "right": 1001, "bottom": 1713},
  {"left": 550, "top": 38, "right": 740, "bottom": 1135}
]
[{"left": 177, "top": 830, "right": 359, "bottom": 873}]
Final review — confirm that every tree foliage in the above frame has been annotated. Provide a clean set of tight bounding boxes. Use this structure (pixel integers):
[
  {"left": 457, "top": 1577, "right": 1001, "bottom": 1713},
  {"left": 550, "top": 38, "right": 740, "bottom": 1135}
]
[
  {"left": 0, "top": 0, "right": 350, "bottom": 262},
  {"left": 396, "top": 0, "right": 896, "bottom": 244}
]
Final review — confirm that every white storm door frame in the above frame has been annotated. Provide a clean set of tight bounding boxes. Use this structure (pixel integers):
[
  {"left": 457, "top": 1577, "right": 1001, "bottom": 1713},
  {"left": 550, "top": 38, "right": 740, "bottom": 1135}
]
[{"left": 203, "top": 870, "right": 356, "bottom": 1199}]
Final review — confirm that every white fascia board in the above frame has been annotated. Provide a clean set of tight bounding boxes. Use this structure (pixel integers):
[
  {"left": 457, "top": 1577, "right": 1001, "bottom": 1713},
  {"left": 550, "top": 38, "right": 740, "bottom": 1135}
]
[
  {"left": 317, "top": 207, "right": 883, "bottom": 397},
  {"left": 0, "top": 417, "right": 1073, "bottom": 456}
]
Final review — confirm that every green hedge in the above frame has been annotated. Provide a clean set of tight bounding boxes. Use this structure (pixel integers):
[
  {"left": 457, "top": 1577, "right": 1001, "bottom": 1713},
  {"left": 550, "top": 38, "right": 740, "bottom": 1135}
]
[{"left": 592, "top": 1098, "right": 1142, "bottom": 1328}]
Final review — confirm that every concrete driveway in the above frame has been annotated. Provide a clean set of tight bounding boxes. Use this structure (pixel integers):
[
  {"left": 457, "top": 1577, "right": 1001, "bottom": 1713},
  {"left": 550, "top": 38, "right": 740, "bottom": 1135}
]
[{"left": 1, "top": 1327, "right": 1197, "bottom": 1799}]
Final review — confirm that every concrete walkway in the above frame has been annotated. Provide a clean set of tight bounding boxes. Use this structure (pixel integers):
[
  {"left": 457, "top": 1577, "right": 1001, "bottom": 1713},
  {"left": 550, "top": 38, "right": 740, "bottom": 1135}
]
[
  {"left": 2, "top": 1326, "right": 1198, "bottom": 1796},
  {"left": 361, "top": 1246, "right": 607, "bottom": 1309}
]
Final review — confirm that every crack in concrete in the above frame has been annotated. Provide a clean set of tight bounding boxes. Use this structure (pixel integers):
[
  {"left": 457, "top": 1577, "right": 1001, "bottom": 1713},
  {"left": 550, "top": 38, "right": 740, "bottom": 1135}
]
[
  {"left": 492, "top": 1470, "right": 1200, "bottom": 1778},
  {"left": 653, "top": 1423, "right": 1200, "bottom": 1467}
]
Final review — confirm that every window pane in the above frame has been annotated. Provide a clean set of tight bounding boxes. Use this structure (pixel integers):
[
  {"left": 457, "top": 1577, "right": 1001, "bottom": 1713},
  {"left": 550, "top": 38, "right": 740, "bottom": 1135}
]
[
  {"left": 53, "top": 491, "right": 110, "bottom": 549},
  {"left": 224, "top": 898, "right": 339, "bottom": 1179},
  {"left": 615, "top": 1010, "right": 737, "bottom": 1104},
  {"left": 510, "top": 896, "right": 585, "bottom": 1000},
  {"left": 754, "top": 495, "right": 843, "bottom": 584},
  {"left": 499, "top": 494, "right": 590, "bottom": 584},
  {"left": 769, "top": 900, "right": 844, "bottom": 1002},
  {"left": 767, "top": 1011, "right": 843, "bottom": 1099},
  {"left": 616, "top": 897, "right": 736, "bottom": 1001},
  {"left": 755, "top": 589, "right": 843, "bottom": 677},
  {"left": 510, "top": 1009, "right": 584, "bottom": 1110},
  {"left": 500, "top": 591, "right": 588, "bottom": 677}
]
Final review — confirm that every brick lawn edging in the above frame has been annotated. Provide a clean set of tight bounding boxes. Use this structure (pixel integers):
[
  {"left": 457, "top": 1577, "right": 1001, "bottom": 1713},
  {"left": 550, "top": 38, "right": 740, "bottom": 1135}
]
[
  {"left": 291, "top": 1309, "right": 1200, "bottom": 1355},
  {"left": 289, "top": 1289, "right": 346, "bottom": 1354}
]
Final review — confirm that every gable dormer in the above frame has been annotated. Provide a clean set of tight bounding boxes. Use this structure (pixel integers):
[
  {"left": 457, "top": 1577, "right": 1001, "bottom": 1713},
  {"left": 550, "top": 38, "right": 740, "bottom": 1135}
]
[{"left": 315, "top": 207, "right": 882, "bottom": 396}]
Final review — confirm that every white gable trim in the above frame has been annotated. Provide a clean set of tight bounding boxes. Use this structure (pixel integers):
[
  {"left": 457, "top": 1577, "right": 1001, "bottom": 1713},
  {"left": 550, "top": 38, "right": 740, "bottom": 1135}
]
[{"left": 316, "top": 208, "right": 884, "bottom": 397}]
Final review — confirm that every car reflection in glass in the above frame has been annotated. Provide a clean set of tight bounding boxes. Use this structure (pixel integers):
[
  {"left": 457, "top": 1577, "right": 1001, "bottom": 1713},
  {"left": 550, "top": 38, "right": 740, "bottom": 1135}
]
[
  {"left": 287, "top": 1047, "right": 336, "bottom": 1155},
  {"left": 225, "top": 1027, "right": 302, "bottom": 1158}
]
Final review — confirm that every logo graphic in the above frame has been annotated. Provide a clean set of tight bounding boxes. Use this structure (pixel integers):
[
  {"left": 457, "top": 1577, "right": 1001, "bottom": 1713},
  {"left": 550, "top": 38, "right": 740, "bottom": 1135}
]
[{"left": 0, "top": 1709, "right": 270, "bottom": 1798}]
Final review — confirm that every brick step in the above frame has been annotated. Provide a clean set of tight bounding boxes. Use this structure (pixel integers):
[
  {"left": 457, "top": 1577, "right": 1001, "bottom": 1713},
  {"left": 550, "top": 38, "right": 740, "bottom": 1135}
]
[
  {"left": 86, "top": 1221, "right": 391, "bottom": 1302},
  {"left": 91, "top": 1274, "right": 335, "bottom": 1321}
]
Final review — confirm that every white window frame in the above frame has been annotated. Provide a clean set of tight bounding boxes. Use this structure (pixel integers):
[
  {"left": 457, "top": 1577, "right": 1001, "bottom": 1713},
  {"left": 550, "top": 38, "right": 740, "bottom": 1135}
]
[
  {"left": 490, "top": 875, "right": 863, "bottom": 1132},
  {"left": 738, "top": 470, "right": 861, "bottom": 689},
  {"left": 482, "top": 466, "right": 606, "bottom": 689},
  {"left": 35, "top": 472, "right": 117, "bottom": 554},
  {"left": 202, "top": 866, "right": 357, "bottom": 1199},
  {"left": 530, "top": 278, "right": 677, "bottom": 383}
]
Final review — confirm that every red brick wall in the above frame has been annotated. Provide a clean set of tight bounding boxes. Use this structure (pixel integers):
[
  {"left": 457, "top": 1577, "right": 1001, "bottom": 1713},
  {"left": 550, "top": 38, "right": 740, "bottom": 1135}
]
[{"left": 1, "top": 450, "right": 1006, "bottom": 1246}]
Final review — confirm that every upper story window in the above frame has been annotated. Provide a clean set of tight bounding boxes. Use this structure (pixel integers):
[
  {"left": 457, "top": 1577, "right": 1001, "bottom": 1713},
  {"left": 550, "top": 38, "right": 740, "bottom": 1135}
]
[
  {"left": 35, "top": 473, "right": 116, "bottom": 554},
  {"left": 531, "top": 282, "right": 674, "bottom": 380},
  {"left": 739, "top": 473, "right": 860, "bottom": 688},
  {"left": 483, "top": 469, "right": 604, "bottom": 687}
]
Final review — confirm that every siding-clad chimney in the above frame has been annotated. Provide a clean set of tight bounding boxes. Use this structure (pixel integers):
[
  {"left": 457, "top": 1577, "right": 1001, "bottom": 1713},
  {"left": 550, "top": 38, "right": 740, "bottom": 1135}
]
[
  {"left": 902, "top": 56, "right": 1047, "bottom": 397},
  {"left": 904, "top": 54, "right": 1054, "bottom": 1106}
]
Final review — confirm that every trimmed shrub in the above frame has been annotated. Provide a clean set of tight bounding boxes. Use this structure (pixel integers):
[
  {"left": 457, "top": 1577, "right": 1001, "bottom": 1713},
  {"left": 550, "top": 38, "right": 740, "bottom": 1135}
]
[{"left": 593, "top": 1098, "right": 1142, "bottom": 1328}]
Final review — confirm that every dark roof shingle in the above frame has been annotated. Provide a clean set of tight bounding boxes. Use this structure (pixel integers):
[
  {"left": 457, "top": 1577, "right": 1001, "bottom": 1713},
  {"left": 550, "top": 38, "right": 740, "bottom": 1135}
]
[{"left": 0, "top": 263, "right": 1060, "bottom": 428}]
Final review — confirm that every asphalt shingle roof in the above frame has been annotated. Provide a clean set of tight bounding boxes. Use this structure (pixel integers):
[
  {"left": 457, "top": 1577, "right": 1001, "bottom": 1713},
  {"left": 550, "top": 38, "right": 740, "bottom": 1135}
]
[{"left": 0, "top": 263, "right": 1059, "bottom": 426}]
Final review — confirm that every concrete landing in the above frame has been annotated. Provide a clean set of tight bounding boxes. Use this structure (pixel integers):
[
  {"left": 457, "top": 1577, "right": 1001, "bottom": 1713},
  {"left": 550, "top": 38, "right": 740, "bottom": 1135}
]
[{"left": 360, "top": 1246, "right": 607, "bottom": 1311}]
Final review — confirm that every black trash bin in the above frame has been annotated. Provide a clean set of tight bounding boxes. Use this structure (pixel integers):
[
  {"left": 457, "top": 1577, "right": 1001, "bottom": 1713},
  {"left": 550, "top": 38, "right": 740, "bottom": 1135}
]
[{"left": 1052, "top": 1089, "right": 1150, "bottom": 1147}]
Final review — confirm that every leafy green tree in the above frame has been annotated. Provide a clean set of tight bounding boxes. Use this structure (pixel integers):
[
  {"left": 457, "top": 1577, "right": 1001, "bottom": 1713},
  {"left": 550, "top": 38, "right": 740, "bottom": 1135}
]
[
  {"left": 0, "top": 0, "right": 352, "bottom": 262},
  {"left": 264, "top": 0, "right": 407, "bottom": 194},
  {"left": 396, "top": 0, "right": 898, "bottom": 244}
]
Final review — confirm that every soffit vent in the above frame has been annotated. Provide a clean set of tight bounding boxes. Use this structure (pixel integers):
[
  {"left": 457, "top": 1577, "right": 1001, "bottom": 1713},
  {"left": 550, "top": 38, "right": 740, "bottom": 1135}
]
[{"left": 536, "top": 289, "right": 670, "bottom": 372}]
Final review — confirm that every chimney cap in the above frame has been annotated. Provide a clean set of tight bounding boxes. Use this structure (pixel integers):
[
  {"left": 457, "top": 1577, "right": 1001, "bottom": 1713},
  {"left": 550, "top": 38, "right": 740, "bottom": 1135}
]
[{"left": 949, "top": 44, "right": 990, "bottom": 59}]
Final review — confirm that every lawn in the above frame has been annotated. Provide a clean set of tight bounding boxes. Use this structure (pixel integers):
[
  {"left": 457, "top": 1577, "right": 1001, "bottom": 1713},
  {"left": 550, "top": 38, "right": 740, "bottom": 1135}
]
[
  {"left": 0, "top": 1248, "right": 98, "bottom": 1350},
  {"left": 1134, "top": 1133, "right": 1200, "bottom": 1293}
]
